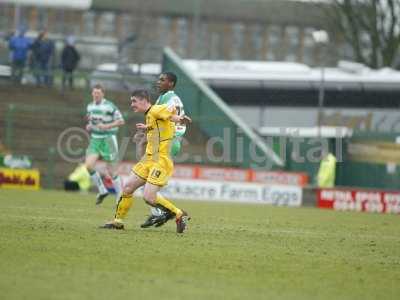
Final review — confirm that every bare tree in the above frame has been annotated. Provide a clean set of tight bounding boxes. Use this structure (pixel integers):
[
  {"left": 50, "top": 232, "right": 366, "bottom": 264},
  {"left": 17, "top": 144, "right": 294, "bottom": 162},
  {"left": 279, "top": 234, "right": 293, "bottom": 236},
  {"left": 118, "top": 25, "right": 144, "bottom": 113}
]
[{"left": 325, "top": 0, "right": 400, "bottom": 69}]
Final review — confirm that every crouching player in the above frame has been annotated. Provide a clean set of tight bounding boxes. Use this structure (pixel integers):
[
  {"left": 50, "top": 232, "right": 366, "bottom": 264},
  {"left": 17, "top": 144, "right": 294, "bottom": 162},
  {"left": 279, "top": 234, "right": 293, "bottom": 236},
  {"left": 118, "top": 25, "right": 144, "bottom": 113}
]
[{"left": 100, "top": 89, "right": 191, "bottom": 233}]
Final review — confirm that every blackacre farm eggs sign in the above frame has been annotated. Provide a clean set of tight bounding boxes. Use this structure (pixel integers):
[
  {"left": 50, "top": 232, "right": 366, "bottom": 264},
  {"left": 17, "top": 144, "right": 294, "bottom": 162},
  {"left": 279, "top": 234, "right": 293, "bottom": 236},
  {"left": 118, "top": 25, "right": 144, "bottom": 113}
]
[{"left": 160, "top": 178, "right": 302, "bottom": 206}]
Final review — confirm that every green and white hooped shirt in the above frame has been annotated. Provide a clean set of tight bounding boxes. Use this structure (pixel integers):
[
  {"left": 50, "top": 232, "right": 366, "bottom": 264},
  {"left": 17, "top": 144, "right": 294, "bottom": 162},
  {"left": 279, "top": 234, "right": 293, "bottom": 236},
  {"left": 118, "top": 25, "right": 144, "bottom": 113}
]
[
  {"left": 155, "top": 90, "right": 186, "bottom": 137},
  {"left": 86, "top": 99, "right": 124, "bottom": 138}
]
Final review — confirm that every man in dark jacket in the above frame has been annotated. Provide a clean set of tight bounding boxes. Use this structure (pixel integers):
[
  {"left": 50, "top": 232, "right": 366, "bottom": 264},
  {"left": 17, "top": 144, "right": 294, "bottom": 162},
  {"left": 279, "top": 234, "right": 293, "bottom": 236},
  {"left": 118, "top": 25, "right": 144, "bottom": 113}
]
[
  {"left": 61, "top": 36, "right": 80, "bottom": 91},
  {"left": 31, "top": 30, "right": 54, "bottom": 87}
]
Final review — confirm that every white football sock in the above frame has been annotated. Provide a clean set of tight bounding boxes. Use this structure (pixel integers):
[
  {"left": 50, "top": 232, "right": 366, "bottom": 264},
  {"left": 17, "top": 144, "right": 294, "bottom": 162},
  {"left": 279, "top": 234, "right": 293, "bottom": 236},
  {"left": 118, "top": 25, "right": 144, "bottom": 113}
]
[
  {"left": 112, "top": 175, "right": 122, "bottom": 204},
  {"left": 151, "top": 207, "right": 163, "bottom": 216},
  {"left": 90, "top": 171, "right": 108, "bottom": 195}
]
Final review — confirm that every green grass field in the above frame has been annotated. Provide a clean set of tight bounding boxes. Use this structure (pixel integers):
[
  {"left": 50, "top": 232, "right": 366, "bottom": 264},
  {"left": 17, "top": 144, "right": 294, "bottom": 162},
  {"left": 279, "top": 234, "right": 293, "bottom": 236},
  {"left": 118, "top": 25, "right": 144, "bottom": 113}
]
[{"left": 0, "top": 189, "right": 399, "bottom": 300}]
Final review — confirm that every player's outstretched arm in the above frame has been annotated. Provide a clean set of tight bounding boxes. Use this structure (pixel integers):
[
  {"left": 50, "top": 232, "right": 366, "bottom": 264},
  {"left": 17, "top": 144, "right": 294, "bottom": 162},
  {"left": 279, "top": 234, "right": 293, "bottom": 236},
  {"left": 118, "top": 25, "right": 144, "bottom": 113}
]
[
  {"left": 133, "top": 128, "right": 146, "bottom": 143},
  {"left": 170, "top": 114, "right": 192, "bottom": 124},
  {"left": 97, "top": 119, "right": 125, "bottom": 130},
  {"left": 133, "top": 128, "right": 147, "bottom": 158},
  {"left": 133, "top": 125, "right": 148, "bottom": 158},
  {"left": 136, "top": 123, "right": 148, "bottom": 130}
]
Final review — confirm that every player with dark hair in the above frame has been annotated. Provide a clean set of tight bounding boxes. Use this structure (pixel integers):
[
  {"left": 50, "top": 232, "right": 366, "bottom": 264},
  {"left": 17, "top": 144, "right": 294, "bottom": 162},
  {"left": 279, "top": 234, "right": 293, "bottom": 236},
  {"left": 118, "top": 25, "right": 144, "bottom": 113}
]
[
  {"left": 100, "top": 89, "right": 191, "bottom": 233},
  {"left": 136, "top": 72, "right": 189, "bottom": 228}
]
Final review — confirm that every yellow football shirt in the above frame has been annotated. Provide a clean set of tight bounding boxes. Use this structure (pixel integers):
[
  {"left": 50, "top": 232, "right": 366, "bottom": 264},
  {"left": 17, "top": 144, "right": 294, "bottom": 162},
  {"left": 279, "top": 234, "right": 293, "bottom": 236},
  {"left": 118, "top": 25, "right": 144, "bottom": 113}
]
[{"left": 145, "top": 104, "right": 175, "bottom": 157}]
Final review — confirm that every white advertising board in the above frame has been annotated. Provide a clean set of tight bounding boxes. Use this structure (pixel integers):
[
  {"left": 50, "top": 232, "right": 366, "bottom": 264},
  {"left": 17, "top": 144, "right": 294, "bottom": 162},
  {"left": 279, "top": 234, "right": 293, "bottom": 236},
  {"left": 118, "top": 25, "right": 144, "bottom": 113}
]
[{"left": 159, "top": 178, "right": 302, "bottom": 206}]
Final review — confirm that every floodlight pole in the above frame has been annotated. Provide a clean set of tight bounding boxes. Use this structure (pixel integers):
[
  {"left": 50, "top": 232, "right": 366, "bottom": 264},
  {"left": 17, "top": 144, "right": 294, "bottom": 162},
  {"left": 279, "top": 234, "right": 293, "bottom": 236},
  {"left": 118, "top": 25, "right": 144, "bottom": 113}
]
[
  {"left": 193, "top": 0, "right": 201, "bottom": 59},
  {"left": 312, "top": 30, "right": 329, "bottom": 137},
  {"left": 14, "top": 4, "right": 21, "bottom": 29},
  {"left": 317, "top": 55, "right": 325, "bottom": 137}
]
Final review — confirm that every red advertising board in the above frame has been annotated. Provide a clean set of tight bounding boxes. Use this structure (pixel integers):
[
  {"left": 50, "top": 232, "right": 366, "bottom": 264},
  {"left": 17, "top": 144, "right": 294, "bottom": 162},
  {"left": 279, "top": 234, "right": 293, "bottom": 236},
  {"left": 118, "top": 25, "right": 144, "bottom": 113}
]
[
  {"left": 176, "top": 164, "right": 308, "bottom": 186},
  {"left": 317, "top": 188, "right": 400, "bottom": 214},
  {"left": 251, "top": 171, "right": 308, "bottom": 186},
  {"left": 197, "top": 166, "right": 251, "bottom": 182},
  {"left": 95, "top": 162, "right": 308, "bottom": 186}
]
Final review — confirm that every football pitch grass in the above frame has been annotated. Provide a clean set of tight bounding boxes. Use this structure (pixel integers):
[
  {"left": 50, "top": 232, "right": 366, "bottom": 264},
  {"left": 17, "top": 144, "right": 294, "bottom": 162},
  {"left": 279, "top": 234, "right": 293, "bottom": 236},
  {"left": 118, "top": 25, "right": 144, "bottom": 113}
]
[{"left": 0, "top": 189, "right": 399, "bottom": 300}]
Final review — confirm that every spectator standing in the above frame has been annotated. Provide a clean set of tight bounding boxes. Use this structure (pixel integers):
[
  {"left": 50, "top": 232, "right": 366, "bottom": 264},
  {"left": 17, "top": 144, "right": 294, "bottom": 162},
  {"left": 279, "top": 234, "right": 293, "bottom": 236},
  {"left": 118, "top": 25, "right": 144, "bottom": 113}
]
[
  {"left": 8, "top": 27, "right": 32, "bottom": 84},
  {"left": 61, "top": 36, "right": 80, "bottom": 91},
  {"left": 317, "top": 152, "right": 337, "bottom": 188},
  {"left": 31, "top": 30, "right": 54, "bottom": 87}
]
